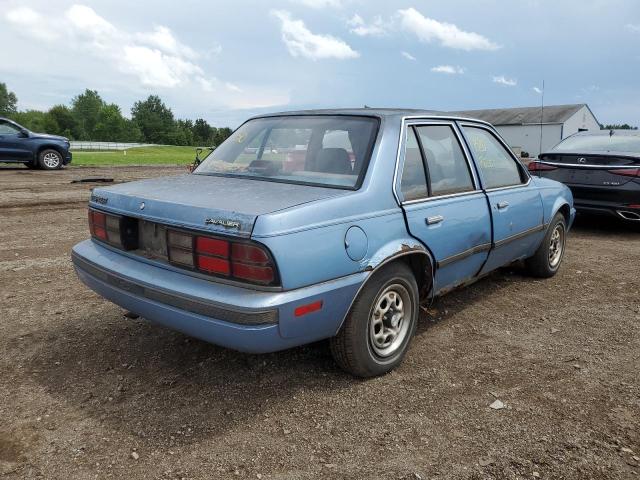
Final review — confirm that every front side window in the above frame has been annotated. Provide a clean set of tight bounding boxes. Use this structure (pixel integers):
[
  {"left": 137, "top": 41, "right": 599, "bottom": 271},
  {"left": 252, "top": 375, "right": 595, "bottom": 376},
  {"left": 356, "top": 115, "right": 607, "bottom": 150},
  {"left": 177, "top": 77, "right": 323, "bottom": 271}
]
[
  {"left": 464, "top": 126, "right": 525, "bottom": 189},
  {"left": 195, "top": 116, "right": 379, "bottom": 189},
  {"left": 0, "top": 121, "right": 20, "bottom": 135},
  {"left": 415, "top": 125, "right": 474, "bottom": 196}
]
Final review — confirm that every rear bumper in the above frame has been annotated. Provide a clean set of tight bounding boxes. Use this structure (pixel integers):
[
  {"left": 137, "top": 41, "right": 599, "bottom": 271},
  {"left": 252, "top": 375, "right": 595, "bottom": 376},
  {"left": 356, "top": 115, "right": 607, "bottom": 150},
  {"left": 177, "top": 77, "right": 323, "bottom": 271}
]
[
  {"left": 72, "top": 239, "right": 366, "bottom": 353},
  {"left": 566, "top": 183, "right": 640, "bottom": 221}
]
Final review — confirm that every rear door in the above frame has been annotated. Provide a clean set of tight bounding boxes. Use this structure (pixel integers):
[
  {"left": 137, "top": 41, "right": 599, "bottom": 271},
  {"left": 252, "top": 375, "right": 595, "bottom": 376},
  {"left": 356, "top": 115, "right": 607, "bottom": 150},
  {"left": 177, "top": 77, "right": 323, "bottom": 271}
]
[
  {"left": 461, "top": 124, "right": 544, "bottom": 273},
  {"left": 0, "top": 120, "right": 30, "bottom": 162},
  {"left": 398, "top": 121, "right": 492, "bottom": 294}
]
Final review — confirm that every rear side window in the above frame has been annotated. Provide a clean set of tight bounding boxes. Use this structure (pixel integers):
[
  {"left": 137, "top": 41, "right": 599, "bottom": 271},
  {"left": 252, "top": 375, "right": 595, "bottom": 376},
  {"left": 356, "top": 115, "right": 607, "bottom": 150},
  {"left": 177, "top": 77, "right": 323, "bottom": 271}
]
[
  {"left": 463, "top": 127, "right": 525, "bottom": 189},
  {"left": 415, "top": 125, "right": 474, "bottom": 196},
  {"left": 400, "top": 128, "right": 428, "bottom": 201}
]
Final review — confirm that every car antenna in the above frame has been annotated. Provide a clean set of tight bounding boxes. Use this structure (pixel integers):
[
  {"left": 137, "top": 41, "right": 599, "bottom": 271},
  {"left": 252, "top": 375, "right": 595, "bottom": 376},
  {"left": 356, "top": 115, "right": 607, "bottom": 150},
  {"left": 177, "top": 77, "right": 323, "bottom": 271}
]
[{"left": 538, "top": 80, "right": 545, "bottom": 158}]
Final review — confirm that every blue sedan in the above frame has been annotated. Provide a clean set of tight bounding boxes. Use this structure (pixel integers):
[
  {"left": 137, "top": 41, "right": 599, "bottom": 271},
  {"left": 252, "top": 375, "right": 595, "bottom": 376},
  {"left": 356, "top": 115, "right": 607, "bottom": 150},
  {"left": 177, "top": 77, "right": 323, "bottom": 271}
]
[{"left": 72, "top": 109, "right": 575, "bottom": 377}]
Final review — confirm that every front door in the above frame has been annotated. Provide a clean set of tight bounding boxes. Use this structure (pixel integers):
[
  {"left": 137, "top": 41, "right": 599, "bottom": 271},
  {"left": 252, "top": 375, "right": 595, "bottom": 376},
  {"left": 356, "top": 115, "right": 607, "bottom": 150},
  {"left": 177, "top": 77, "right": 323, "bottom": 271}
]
[
  {"left": 0, "top": 120, "right": 30, "bottom": 162},
  {"left": 461, "top": 125, "right": 544, "bottom": 273},
  {"left": 398, "top": 122, "right": 492, "bottom": 294}
]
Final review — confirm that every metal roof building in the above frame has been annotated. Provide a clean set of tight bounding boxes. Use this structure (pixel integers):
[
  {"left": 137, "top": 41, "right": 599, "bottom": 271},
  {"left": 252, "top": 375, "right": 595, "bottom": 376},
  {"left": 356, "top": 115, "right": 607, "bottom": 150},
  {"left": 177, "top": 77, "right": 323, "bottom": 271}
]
[{"left": 450, "top": 104, "right": 600, "bottom": 157}]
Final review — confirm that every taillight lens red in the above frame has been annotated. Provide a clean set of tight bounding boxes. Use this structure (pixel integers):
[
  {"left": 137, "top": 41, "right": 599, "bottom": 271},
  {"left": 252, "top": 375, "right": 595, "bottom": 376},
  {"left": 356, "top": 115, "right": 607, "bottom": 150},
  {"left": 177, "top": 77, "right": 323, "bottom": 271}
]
[
  {"left": 88, "top": 210, "right": 107, "bottom": 240},
  {"left": 528, "top": 161, "right": 558, "bottom": 172},
  {"left": 166, "top": 229, "right": 278, "bottom": 286},
  {"left": 89, "top": 208, "right": 137, "bottom": 249},
  {"left": 608, "top": 168, "right": 640, "bottom": 177}
]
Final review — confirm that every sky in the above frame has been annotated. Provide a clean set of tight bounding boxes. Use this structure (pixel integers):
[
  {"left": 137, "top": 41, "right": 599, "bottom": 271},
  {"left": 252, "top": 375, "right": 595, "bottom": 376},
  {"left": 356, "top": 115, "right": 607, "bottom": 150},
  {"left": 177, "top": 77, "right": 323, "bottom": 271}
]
[{"left": 1, "top": 0, "right": 639, "bottom": 128}]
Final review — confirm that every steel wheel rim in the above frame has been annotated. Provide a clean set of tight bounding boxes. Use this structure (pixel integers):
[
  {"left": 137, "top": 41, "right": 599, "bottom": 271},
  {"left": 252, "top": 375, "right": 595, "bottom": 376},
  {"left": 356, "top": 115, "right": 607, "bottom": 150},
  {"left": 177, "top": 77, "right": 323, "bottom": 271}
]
[
  {"left": 548, "top": 224, "right": 565, "bottom": 268},
  {"left": 368, "top": 283, "right": 412, "bottom": 358},
  {"left": 43, "top": 152, "right": 60, "bottom": 168}
]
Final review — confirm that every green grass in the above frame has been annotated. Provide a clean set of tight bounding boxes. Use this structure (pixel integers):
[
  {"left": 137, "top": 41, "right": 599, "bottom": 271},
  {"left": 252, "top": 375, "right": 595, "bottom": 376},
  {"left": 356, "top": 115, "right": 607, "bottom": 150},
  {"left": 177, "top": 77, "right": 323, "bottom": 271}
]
[{"left": 71, "top": 146, "right": 199, "bottom": 166}]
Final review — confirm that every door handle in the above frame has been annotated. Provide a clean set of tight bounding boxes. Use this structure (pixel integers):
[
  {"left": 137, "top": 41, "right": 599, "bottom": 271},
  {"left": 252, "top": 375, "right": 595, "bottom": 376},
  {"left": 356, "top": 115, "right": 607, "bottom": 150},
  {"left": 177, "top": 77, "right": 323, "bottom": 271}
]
[
  {"left": 426, "top": 215, "right": 444, "bottom": 225},
  {"left": 496, "top": 201, "right": 509, "bottom": 210}
]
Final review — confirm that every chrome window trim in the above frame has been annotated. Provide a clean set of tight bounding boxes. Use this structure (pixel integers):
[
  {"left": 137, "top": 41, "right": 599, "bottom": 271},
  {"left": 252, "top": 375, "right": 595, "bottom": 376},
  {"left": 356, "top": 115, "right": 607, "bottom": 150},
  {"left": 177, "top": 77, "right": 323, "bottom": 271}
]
[
  {"left": 393, "top": 117, "right": 482, "bottom": 205},
  {"left": 460, "top": 122, "right": 532, "bottom": 189},
  {"left": 402, "top": 189, "right": 484, "bottom": 206},
  {"left": 484, "top": 177, "right": 532, "bottom": 193},
  {"left": 536, "top": 160, "right": 640, "bottom": 170}
]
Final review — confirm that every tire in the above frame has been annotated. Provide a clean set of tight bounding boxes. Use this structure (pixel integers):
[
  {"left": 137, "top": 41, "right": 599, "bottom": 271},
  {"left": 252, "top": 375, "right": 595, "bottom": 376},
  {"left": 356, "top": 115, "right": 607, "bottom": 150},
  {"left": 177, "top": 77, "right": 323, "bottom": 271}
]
[
  {"left": 330, "top": 262, "right": 419, "bottom": 378},
  {"left": 38, "top": 149, "right": 63, "bottom": 170},
  {"left": 525, "top": 213, "right": 567, "bottom": 278}
]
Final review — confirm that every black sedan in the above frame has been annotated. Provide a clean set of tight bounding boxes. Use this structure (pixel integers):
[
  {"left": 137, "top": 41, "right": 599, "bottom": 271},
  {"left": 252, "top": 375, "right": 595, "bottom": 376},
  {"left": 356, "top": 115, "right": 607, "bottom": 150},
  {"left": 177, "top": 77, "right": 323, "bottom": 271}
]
[{"left": 529, "top": 130, "right": 640, "bottom": 223}]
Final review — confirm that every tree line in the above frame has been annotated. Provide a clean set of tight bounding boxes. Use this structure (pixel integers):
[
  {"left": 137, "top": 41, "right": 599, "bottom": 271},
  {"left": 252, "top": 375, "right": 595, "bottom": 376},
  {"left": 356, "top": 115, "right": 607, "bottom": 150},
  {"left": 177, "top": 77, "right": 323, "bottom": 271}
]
[{"left": 0, "top": 82, "right": 232, "bottom": 146}]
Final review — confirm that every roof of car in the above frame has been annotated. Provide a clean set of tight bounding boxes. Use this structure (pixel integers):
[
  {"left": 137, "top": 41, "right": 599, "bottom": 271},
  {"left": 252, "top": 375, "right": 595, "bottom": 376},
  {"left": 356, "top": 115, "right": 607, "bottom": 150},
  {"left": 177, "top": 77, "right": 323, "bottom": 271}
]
[
  {"left": 571, "top": 129, "right": 640, "bottom": 137},
  {"left": 251, "top": 108, "right": 491, "bottom": 124}
]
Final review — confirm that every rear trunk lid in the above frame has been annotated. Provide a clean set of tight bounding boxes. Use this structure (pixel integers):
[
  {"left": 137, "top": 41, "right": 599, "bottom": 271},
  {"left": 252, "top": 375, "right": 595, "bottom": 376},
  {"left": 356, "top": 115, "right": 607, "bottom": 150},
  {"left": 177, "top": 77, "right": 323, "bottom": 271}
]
[
  {"left": 89, "top": 174, "right": 349, "bottom": 238},
  {"left": 538, "top": 152, "right": 640, "bottom": 186}
]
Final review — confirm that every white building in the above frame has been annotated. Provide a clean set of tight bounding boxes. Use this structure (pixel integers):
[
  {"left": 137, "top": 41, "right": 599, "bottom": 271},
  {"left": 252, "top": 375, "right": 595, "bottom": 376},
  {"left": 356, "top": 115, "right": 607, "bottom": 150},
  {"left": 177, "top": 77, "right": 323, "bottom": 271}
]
[{"left": 451, "top": 104, "right": 600, "bottom": 157}]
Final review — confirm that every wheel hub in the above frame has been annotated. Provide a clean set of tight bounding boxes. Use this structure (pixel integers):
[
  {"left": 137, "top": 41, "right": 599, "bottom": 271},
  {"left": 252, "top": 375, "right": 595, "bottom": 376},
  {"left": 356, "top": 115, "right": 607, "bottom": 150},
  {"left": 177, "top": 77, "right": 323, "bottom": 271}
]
[{"left": 369, "top": 284, "right": 412, "bottom": 358}]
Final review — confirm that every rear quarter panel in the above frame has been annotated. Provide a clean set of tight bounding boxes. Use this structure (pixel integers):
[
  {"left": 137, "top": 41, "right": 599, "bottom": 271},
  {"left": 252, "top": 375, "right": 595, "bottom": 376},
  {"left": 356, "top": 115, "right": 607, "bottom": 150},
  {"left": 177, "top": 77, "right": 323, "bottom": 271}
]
[
  {"left": 532, "top": 176, "right": 574, "bottom": 225},
  {"left": 252, "top": 114, "right": 427, "bottom": 290}
]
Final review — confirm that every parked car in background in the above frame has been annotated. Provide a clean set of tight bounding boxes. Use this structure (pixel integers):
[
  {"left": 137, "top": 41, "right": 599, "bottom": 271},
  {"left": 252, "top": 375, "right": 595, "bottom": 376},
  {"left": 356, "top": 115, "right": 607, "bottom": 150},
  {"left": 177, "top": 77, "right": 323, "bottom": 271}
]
[
  {"left": 529, "top": 130, "right": 640, "bottom": 222},
  {"left": 72, "top": 109, "right": 574, "bottom": 377},
  {"left": 0, "top": 117, "right": 72, "bottom": 169}
]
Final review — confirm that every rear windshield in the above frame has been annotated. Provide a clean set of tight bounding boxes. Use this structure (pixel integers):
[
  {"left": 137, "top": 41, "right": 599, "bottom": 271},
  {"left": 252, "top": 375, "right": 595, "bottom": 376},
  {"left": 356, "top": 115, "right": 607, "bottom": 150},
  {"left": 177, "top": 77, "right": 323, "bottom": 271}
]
[
  {"left": 554, "top": 133, "right": 640, "bottom": 153},
  {"left": 194, "top": 115, "right": 379, "bottom": 189}
]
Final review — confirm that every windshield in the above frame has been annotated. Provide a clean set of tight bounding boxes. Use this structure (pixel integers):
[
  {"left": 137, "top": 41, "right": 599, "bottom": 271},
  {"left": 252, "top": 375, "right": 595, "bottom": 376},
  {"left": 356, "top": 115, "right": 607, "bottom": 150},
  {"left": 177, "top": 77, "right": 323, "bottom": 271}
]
[
  {"left": 194, "top": 115, "right": 379, "bottom": 189},
  {"left": 554, "top": 133, "right": 640, "bottom": 153}
]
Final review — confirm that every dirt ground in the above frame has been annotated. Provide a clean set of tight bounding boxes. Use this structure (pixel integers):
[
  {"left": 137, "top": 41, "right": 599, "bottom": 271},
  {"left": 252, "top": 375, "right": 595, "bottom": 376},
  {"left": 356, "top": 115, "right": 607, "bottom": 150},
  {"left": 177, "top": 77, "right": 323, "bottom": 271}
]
[{"left": 0, "top": 165, "right": 638, "bottom": 480}]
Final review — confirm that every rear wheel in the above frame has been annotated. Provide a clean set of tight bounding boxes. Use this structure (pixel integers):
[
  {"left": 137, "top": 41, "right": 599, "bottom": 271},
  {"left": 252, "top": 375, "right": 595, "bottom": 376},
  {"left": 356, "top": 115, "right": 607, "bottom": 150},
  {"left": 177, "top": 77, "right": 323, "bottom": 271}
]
[
  {"left": 330, "top": 262, "right": 419, "bottom": 377},
  {"left": 39, "top": 149, "right": 62, "bottom": 170},
  {"left": 525, "top": 213, "right": 566, "bottom": 278}
]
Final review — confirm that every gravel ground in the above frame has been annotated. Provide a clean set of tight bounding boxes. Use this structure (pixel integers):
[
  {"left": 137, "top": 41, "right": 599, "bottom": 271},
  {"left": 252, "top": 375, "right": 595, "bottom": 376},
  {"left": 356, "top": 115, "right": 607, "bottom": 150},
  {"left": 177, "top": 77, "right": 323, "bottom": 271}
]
[{"left": 1, "top": 165, "right": 639, "bottom": 480}]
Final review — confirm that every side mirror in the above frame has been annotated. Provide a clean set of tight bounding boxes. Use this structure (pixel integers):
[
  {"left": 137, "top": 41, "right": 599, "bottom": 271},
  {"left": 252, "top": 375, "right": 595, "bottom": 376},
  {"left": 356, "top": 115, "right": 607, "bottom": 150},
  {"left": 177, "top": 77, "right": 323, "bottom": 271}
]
[{"left": 19, "top": 129, "right": 29, "bottom": 138}]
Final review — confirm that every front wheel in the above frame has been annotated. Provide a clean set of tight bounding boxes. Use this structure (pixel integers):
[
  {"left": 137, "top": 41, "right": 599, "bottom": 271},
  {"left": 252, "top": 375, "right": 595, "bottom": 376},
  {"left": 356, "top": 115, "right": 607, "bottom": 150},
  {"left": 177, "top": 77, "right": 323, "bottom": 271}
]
[
  {"left": 39, "top": 149, "right": 63, "bottom": 170},
  {"left": 330, "top": 262, "right": 419, "bottom": 378},
  {"left": 525, "top": 213, "right": 567, "bottom": 278}
]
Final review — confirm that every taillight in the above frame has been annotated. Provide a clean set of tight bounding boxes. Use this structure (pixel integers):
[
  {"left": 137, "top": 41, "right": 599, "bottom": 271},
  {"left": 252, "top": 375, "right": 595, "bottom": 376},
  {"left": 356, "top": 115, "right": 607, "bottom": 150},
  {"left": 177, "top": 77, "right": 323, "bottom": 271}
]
[
  {"left": 88, "top": 208, "right": 138, "bottom": 250},
  {"left": 608, "top": 168, "right": 640, "bottom": 178},
  {"left": 166, "top": 229, "right": 279, "bottom": 286},
  {"left": 528, "top": 161, "right": 558, "bottom": 172}
]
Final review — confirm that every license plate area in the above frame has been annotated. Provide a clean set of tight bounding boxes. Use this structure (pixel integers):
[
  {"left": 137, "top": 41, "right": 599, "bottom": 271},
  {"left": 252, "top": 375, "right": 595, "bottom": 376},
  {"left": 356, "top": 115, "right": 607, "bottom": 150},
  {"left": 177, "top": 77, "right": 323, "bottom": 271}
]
[{"left": 134, "top": 220, "right": 169, "bottom": 261}]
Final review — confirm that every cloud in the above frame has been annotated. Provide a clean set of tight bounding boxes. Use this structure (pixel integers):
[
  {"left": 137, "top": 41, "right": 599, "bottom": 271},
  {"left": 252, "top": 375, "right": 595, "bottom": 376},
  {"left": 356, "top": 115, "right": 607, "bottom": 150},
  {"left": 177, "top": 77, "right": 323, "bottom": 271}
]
[
  {"left": 398, "top": 7, "right": 500, "bottom": 51},
  {"left": 493, "top": 75, "right": 517, "bottom": 86},
  {"left": 225, "top": 82, "right": 243, "bottom": 93},
  {"left": 533, "top": 86, "right": 542, "bottom": 94},
  {"left": 290, "top": 0, "right": 343, "bottom": 8},
  {"left": 348, "top": 14, "right": 388, "bottom": 37},
  {"left": 271, "top": 10, "right": 359, "bottom": 60},
  {"left": 135, "top": 25, "right": 198, "bottom": 60},
  {"left": 5, "top": 6, "right": 59, "bottom": 41},
  {"left": 626, "top": 24, "right": 640, "bottom": 33},
  {"left": 401, "top": 51, "right": 416, "bottom": 61},
  {"left": 3, "top": 4, "right": 288, "bottom": 110},
  {"left": 431, "top": 65, "right": 464, "bottom": 74}
]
